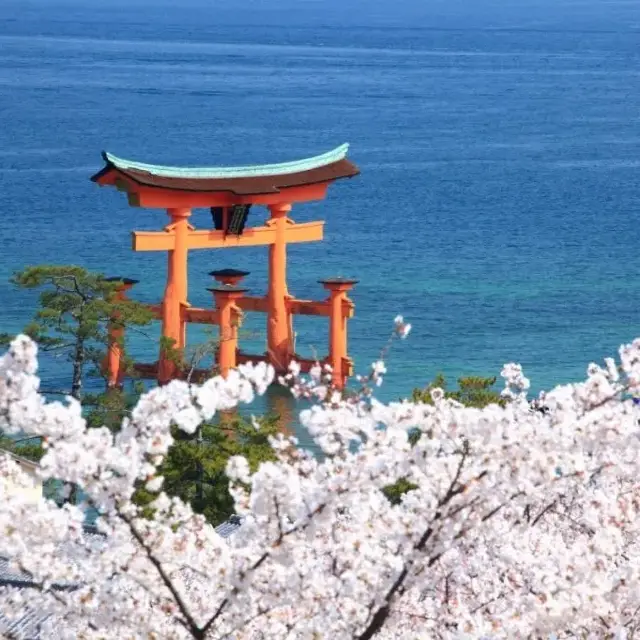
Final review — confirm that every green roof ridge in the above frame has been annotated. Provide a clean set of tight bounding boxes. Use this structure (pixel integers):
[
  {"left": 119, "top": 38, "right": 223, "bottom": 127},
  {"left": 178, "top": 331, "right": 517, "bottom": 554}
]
[{"left": 104, "top": 144, "right": 350, "bottom": 180}]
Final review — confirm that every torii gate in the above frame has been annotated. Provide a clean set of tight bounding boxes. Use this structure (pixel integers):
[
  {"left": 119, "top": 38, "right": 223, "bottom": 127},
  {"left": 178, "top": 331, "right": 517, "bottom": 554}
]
[{"left": 91, "top": 144, "right": 360, "bottom": 388}]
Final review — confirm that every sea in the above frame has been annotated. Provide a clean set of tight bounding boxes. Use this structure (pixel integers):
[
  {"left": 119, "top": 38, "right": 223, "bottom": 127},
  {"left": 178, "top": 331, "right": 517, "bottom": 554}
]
[{"left": 1, "top": 0, "right": 639, "bottom": 437}]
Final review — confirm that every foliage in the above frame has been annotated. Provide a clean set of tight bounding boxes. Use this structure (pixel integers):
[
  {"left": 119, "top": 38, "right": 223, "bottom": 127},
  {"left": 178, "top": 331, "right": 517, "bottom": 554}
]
[
  {"left": 0, "top": 266, "right": 154, "bottom": 506},
  {"left": 134, "top": 414, "right": 279, "bottom": 526},
  {"left": 84, "top": 385, "right": 145, "bottom": 433},
  {"left": 381, "top": 476, "right": 418, "bottom": 505},
  {"left": 0, "top": 265, "right": 280, "bottom": 525},
  {"left": 411, "top": 372, "right": 505, "bottom": 407},
  {"left": 0, "top": 435, "right": 44, "bottom": 463},
  {"left": 89, "top": 388, "right": 280, "bottom": 526}
]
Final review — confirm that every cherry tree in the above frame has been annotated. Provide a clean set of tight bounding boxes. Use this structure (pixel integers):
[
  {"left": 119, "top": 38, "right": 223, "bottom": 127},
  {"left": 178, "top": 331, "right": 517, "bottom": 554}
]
[{"left": 0, "top": 319, "right": 639, "bottom": 639}]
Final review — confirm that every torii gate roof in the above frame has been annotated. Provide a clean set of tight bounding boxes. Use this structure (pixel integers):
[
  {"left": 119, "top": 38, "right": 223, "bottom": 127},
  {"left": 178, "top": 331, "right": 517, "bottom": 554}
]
[{"left": 91, "top": 144, "right": 359, "bottom": 197}]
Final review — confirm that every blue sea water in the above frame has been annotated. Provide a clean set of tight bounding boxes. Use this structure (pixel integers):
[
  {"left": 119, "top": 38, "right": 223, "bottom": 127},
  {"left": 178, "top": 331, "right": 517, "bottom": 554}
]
[{"left": 1, "top": 0, "right": 639, "bottom": 421}]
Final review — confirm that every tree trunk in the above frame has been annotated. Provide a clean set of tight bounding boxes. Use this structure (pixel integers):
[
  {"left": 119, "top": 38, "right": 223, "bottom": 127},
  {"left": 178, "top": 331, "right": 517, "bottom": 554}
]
[
  {"left": 196, "top": 426, "right": 204, "bottom": 509},
  {"left": 67, "top": 334, "right": 85, "bottom": 505},
  {"left": 66, "top": 334, "right": 83, "bottom": 507},
  {"left": 71, "top": 336, "right": 85, "bottom": 400},
  {"left": 67, "top": 483, "right": 79, "bottom": 506}
]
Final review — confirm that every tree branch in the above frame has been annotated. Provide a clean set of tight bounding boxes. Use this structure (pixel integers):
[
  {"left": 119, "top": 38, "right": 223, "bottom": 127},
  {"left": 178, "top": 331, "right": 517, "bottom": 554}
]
[
  {"left": 357, "top": 448, "right": 473, "bottom": 640},
  {"left": 116, "top": 508, "right": 200, "bottom": 638},
  {"left": 200, "top": 500, "right": 327, "bottom": 637},
  {"left": 530, "top": 500, "right": 557, "bottom": 527}
]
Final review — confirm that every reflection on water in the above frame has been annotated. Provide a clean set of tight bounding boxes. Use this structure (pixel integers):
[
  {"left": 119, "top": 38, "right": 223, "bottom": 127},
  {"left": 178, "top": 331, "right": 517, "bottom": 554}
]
[
  {"left": 222, "top": 384, "right": 299, "bottom": 433},
  {"left": 221, "top": 383, "right": 322, "bottom": 454},
  {"left": 263, "top": 384, "right": 297, "bottom": 435}
]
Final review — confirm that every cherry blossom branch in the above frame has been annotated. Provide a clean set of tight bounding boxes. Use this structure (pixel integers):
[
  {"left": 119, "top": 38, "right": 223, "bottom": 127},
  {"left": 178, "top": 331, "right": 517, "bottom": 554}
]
[
  {"left": 358, "top": 446, "right": 473, "bottom": 639},
  {"left": 115, "top": 508, "right": 201, "bottom": 637},
  {"left": 200, "top": 499, "right": 328, "bottom": 636}
]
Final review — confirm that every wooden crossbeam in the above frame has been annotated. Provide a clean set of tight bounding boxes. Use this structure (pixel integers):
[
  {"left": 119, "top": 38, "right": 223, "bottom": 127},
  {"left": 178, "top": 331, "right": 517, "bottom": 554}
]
[
  {"left": 236, "top": 352, "right": 270, "bottom": 366},
  {"left": 146, "top": 297, "right": 353, "bottom": 324},
  {"left": 134, "top": 353, "right": 352, "bottom": 381},
  {"left": 184, "top": 307, "right": 219, "bottom": 324},
  {"left": 237, "top": 296, "right": 269, "bottom": 313},
  {"left": 236, "top": 296, "right": 353, "bottom": 318},
  {"left": 188, "top": 369, "right": 218, "bottom": 384},
  {"left": 133, "top": 362, "right": 159, "bottom": 379},
  {"left": 147, "top": 304, "right": 220, "bottom": 324},
  {"left": 288, "top": 298, "right": 354, "bottom": 319},
  {"left": 147, "top": 304, "right": 162, "bottom": 319},
  {"left": 133, "top": 362, "right": 215, "bottom": 384},
  {"left": 132, "top": 220, "right": 324, "bottom": 252}
]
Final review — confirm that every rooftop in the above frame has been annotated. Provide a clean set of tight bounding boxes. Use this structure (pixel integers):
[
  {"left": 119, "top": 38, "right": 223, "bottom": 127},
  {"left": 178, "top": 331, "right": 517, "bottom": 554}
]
[
  {"left": 0, "top": 448, "right": 40, "bottom": 472},
  {"left": 102, "top": 144, "right": 350, "bottom": 180},
  {"left": 91, "top": 144, "right": 359, "bottom": 196}
]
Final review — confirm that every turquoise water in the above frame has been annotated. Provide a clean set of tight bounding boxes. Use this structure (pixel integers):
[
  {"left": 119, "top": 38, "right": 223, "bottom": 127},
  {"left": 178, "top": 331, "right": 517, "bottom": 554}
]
[{"left": 1, "top": 0, "right": 639, "bottom": 421}]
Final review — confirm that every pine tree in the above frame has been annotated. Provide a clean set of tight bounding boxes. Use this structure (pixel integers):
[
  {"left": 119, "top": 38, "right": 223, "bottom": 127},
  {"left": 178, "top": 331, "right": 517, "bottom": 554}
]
[
  {"left": 410, "top": 373, "right": 505, "bottom": 408},
  {"left": 134, "top": 414, "right": 279, "bottom": 525},
  {"left": 0, "top": 265, "right": 154, "bottom": 400}
]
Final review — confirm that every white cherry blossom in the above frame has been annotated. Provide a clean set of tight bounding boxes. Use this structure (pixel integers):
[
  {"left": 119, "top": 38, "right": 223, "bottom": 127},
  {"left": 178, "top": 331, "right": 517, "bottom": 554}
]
[{"left": 0, "top": 330, "right": 639, "bottom": 638}]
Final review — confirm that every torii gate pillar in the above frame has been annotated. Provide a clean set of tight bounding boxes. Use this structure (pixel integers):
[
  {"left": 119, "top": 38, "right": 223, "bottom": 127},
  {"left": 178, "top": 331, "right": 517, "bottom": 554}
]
[
  {"left": 321, "top": 278, "right": 357, "bottom": 389},
  {"left": 210, "top": 284, "right": 247, "bottom": 379},
  {"left": 159, "top": 207, "right": 192, "bottom": 383},
  {"left": 104, "top": 277, "right": 138, "bottom": 388},
  {"left": 267, "top": 203, "right": 293, "bottom": 370}
]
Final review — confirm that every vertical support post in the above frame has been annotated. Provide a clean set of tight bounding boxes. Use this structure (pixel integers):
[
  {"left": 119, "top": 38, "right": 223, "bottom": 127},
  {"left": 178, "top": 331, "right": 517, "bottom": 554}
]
[
  {"left": 320, "top": 278, "right": 358, "bottom": 390},
  {"left": 159, "top": 207, "right": 191, "bottom": 383},
  {"left": 209, "top": 284, "right": 248, "bottom": 379},
  {"left": 104, "top": 277, "right": 138, "bottom": 389},
  {"left": 267, "top": 203, "right": 292, "bottom": 372}
]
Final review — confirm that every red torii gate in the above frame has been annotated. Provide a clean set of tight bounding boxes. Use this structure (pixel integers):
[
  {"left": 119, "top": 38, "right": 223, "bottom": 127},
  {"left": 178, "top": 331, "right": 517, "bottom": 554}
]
[{"left": 91, "top": 144, "right": 360, "bottom": 389}]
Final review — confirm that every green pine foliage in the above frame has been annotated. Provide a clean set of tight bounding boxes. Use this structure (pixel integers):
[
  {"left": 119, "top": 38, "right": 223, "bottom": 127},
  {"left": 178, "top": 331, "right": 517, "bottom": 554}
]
[
  {"left": 0, "top": 265, "right": 154, "bottom": 400},
  {"left": 84, "top": 386, "right": 144, "bottom": 432},
  {"left": 411, "top": 373, "right": 505, "bottom": 408},
  {"left": 0, "top": 435, "right": 44, "bottom": 463},
  {"left": 134, "top": 414, "right": 279, "bottom": 525}
]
